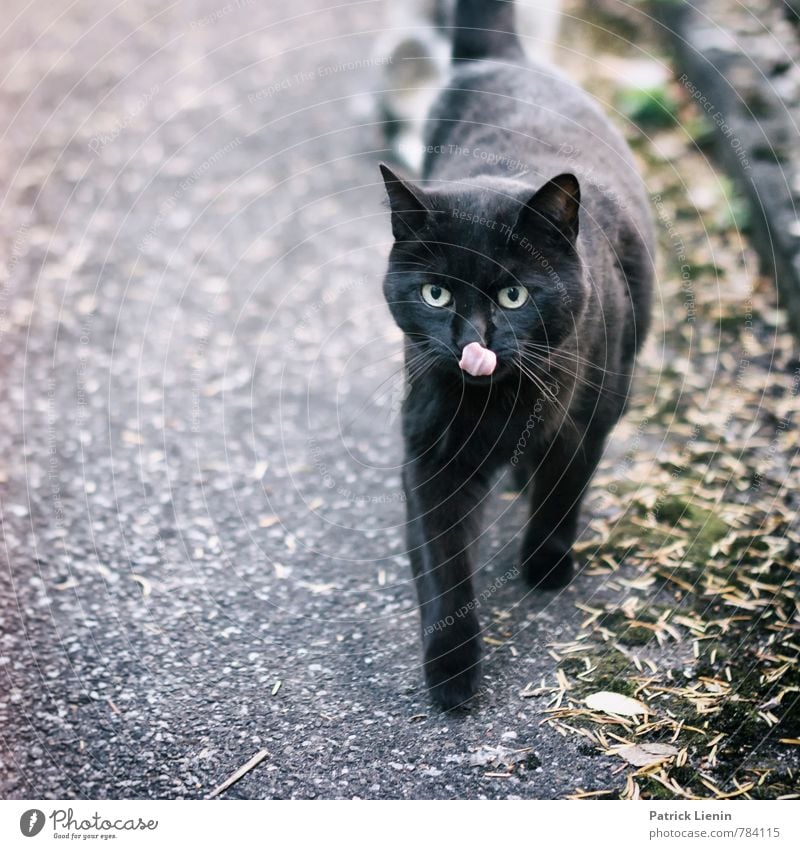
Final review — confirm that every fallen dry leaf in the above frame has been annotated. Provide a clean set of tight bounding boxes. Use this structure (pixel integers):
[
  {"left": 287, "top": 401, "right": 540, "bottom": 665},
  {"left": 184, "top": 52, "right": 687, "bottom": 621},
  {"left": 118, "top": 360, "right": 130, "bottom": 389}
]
[
  {"left": 613, "top": 743, "right": 678, "bottom": 767},
  {"left": 585, "top": 691, "right": 650, "bottom": 717},
  {"left": 259, "top": 514, "right": 280, "bottom": 528}
]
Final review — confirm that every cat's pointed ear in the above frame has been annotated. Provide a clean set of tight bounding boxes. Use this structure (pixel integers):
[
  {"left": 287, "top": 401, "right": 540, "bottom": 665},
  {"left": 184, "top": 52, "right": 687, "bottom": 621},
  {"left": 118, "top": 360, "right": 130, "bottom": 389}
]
[
  {"left": 379, "top": 163, "right": 429, "bottom": 241},
  {"left": 520, "top": 173, "right": 581, "bottom": 241}
]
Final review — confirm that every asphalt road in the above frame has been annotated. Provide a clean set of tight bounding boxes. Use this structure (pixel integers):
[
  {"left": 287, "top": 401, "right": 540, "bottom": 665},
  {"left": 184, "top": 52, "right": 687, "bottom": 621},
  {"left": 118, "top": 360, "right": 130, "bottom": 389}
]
[{"left": 0, "top": 0, "right": 629, "bottom": 798}]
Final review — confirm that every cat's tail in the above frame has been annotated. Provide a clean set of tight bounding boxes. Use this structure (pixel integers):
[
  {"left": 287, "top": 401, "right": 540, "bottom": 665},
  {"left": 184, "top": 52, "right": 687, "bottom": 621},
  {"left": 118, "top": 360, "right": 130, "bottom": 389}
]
[{"left": 451, "top": 0, "right": 524, "bottom": 62}]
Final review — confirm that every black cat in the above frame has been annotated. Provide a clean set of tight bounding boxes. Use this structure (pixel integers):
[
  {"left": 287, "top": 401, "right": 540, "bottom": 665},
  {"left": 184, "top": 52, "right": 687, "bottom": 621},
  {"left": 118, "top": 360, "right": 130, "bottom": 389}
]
[{"left": 380, "top": 0, "right": 654, "bottom": 710}]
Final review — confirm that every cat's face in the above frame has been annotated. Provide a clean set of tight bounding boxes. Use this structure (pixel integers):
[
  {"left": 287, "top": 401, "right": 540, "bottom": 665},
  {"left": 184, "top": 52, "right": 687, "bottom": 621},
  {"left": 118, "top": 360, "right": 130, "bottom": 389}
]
[{"left": 380, "top": 165, "right": 587, "bottom": 383}]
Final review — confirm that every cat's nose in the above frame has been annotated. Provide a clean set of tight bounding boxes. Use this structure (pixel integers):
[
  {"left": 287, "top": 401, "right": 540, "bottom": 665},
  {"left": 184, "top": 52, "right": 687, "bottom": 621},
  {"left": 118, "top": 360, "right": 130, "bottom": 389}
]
[{"left": 455, "top": 313, "right": 488, "bottom": 350}]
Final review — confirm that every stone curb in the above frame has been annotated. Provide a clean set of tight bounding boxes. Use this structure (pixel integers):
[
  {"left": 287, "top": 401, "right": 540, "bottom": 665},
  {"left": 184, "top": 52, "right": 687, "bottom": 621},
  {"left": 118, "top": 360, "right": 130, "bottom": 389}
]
[{"left": 653, "top": 0, "right": 800, "bottom": 337}]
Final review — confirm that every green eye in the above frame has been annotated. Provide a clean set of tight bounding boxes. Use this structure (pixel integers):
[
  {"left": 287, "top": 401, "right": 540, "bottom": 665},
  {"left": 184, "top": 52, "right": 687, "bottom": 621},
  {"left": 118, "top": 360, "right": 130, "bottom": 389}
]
[
  {"left": 498, "top": 286, "right": 529, "bottom": 309},
  {"left": 421, "top": 283, "right": 452, "bottom": 308}
]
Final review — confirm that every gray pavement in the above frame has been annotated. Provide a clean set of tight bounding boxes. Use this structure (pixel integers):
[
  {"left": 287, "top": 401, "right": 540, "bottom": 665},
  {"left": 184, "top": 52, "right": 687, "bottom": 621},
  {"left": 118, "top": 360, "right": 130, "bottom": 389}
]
[{"left": 0, "top": 0, "right": 624, "bottom": 798}]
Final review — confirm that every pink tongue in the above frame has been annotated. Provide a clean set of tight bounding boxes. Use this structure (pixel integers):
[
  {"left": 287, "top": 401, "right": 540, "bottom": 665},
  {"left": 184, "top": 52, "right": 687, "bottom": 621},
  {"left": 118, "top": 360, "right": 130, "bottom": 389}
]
[{"left": 459, "top": 342, "right": 497, "bottom": 377}]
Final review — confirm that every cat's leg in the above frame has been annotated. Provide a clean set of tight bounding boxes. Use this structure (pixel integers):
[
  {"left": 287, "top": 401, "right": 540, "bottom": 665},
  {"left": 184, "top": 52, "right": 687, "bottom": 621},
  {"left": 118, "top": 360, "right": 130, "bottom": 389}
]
[
  {"left": 508, "top": 460, "right": 532, "bottom": 494},
  {"left": 404, "top": 464, "right": 488, "bottom": 710},
  {"left": 508, "top": 446, "right": 536, "bottom": 495},
  {"left": 519, "top": 426, "right": 608, "bottom": 589}
]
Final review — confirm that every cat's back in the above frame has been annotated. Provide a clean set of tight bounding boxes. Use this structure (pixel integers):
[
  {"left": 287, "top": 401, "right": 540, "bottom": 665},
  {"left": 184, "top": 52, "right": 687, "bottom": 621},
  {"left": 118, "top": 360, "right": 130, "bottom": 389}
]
[{"left": 423, "top": 59, "right": 651, "bottom": 226}]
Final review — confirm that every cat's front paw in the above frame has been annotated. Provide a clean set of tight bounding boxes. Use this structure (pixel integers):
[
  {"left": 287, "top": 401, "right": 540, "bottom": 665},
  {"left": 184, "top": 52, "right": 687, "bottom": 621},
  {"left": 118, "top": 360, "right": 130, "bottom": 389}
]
[
  {"left": 422, "top": 622, "right": 482, "bottom": 711},
  {"left": 520, "top": 536, "right": 574, "bottom": 589}
]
